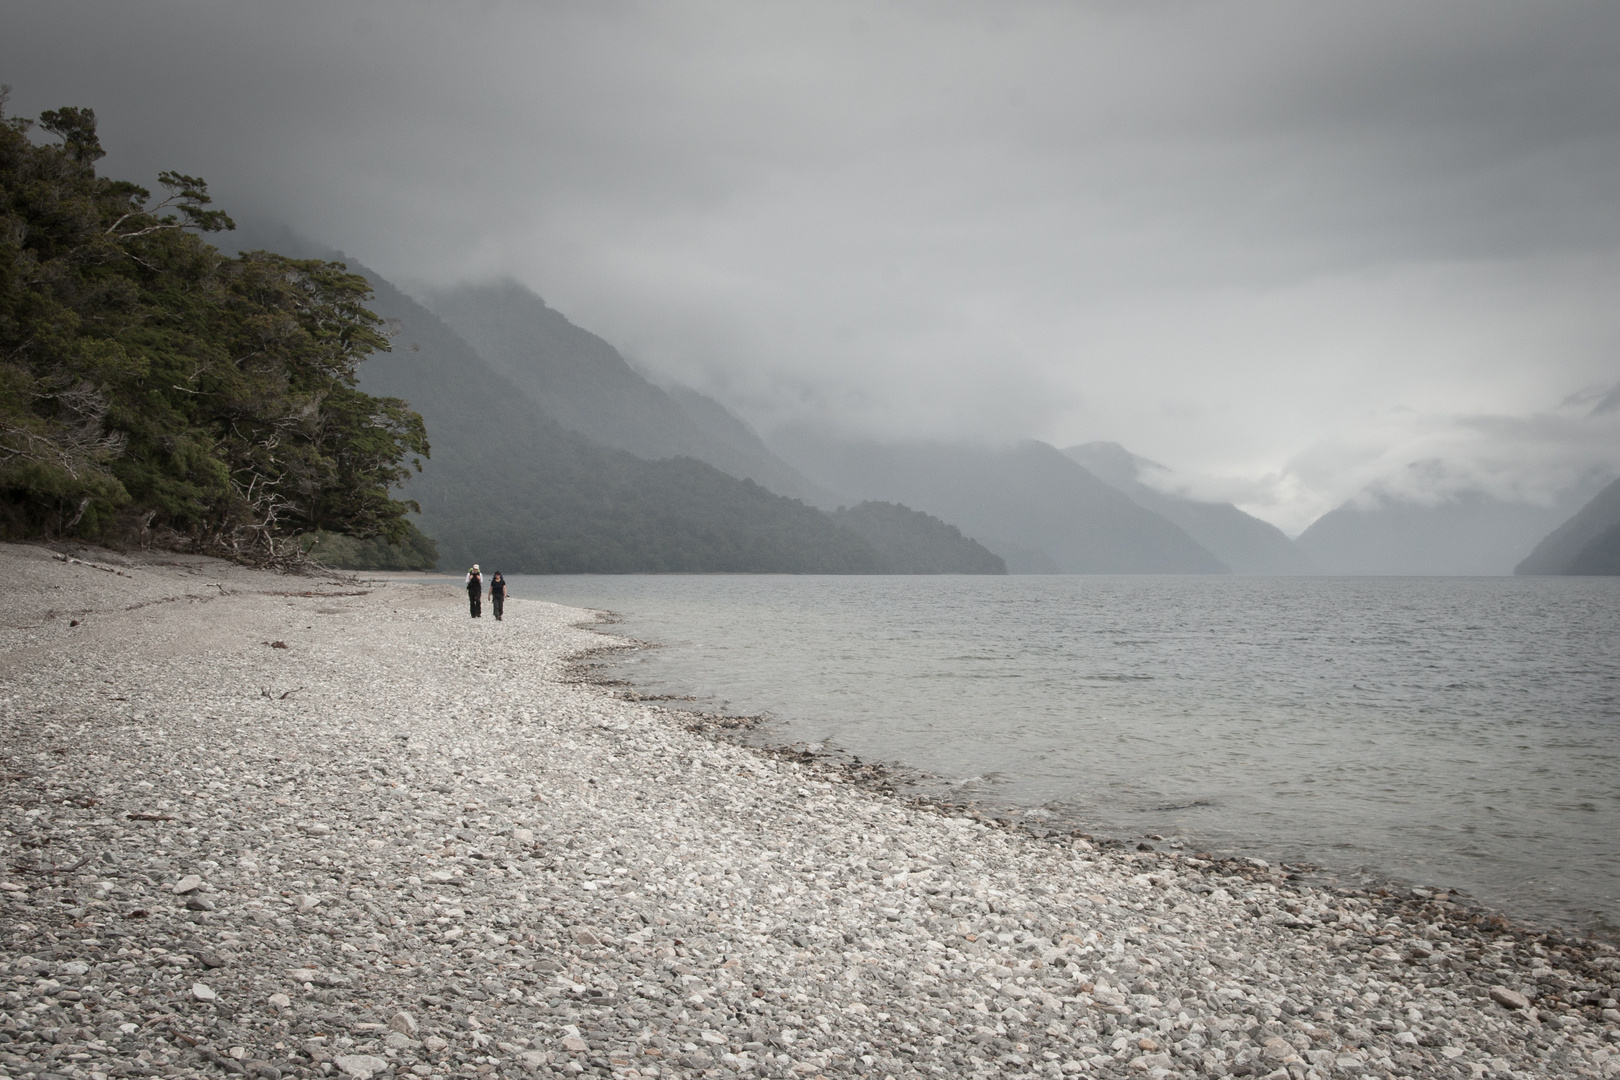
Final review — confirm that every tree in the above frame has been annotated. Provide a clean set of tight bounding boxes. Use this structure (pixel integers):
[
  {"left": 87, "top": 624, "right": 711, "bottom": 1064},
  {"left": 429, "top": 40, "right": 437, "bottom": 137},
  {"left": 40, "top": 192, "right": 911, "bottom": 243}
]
[{"left": 0, "top": 87, "right": 430, "bottom": 565}]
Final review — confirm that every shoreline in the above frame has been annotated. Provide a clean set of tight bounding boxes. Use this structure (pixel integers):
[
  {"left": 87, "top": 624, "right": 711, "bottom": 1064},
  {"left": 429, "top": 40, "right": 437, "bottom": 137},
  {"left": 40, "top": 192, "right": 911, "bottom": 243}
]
[
  {"left": 2, "top": 542, "right": 1618, "bottom": 1080},
  {"left": 556, "top": 607, "right": 1613, "bottom": 950}
]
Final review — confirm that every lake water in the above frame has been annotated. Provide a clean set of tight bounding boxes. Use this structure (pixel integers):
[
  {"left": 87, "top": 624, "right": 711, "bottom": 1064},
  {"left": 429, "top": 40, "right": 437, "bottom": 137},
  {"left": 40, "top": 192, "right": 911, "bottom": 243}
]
[{"left": 504, "top": 574, "right": 1620, "bottom": 938}]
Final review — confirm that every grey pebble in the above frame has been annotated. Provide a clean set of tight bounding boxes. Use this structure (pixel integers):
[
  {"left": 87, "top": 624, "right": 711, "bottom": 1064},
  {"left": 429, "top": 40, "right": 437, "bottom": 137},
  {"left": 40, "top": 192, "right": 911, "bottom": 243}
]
[{"left": 1, "top": 542, "right": 1617, "bottom": 1080}]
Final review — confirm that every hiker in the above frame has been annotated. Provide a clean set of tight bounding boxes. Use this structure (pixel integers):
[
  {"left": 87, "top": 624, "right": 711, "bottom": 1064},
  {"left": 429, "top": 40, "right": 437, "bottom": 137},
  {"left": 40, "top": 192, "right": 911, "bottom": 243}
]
[
  {"left": 489, "top": 571, "right": 508, "bottom": 621},
  {"left": 464, "top": 564, "right": 483, "bottom": 618}
]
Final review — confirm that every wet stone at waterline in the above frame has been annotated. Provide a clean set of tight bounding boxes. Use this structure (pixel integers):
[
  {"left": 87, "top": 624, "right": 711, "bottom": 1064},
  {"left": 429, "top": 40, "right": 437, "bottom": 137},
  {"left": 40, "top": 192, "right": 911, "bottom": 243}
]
[{"left": 0, "top": 542, "right": 1616, "bottom": 1080}]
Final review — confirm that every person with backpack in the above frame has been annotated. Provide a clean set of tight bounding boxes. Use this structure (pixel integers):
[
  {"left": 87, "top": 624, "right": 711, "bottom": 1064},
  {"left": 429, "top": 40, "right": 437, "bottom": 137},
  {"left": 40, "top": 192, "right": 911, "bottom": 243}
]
[
  {"left": 464, "top": 564, "right": 483, "bottom": 618},
  {"left": 489, "top": 571, "right": 508, "bottom": 621}
]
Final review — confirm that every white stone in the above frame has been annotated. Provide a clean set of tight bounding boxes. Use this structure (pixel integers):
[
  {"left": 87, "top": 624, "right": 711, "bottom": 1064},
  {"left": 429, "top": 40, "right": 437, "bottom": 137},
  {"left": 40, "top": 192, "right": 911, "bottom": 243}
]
[
  {"left": 0, "top": 546, "right": 1581, "bottom": 1080},
  {"left": 1490, "top": 986, "right": 1531, "bottom": 1010},
  {"left": 333, "top": 1053, "right": 388, "bottom": 1080}
]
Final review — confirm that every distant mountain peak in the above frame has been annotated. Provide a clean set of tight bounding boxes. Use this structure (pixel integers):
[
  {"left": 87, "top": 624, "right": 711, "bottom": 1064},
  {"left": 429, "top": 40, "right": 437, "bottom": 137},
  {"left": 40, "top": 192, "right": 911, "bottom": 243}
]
[
  {"left": 1066, "top": 441, "right": 1170, "bottom": 489},
  {"left": 1061, "top": 442, "right": 1313, "bottom": 575},
  {"left": 1297, "top": 483, "right": 1601, "bottom": 576},
  {"left": 418, "top": 280, "right": 835, "bottom": 506},
  {"left": 347, "top": 264, "right": 887, "bottom": 573},
  {"left": 771, "top": 431, "right": 1230, "bottom": 574}
]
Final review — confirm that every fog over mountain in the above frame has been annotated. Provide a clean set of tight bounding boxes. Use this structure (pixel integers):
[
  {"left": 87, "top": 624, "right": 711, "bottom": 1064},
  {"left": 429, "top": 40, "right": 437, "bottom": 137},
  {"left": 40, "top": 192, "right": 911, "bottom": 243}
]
[
  {"left": 420, "top": 281, "right": 834, "bottom": 507},
  {"left": 1296, "top": 486, "right": 1605, "bottom": 577},
  {"left": 771, "top": 431, "right": 1228, "bottom": 574},
  {"left": 1063, "top": 443, "right": 1316, "bottom": 575},
  {"left": 1516, "top": 480, "right": 1620, "bottom": 576},
  {"left": 351, "top": 267, "right": 887, "bottom": 574},
  {"left": 6, "top": 2, "right": 1620, "bottom": 535},
  {"left": 215, "top": 224, "right": 1004, "bottom": 573}
]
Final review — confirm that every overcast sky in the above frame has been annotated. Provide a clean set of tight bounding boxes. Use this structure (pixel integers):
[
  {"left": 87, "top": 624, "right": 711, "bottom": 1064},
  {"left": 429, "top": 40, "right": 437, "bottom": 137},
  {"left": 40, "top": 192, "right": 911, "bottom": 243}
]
[{"left": 5, "top": 0, "right": 1619, "bottom": 531}]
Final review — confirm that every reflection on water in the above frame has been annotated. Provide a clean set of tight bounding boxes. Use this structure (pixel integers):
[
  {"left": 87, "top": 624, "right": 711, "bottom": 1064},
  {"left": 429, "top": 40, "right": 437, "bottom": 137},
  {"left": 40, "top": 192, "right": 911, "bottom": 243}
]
[{"left": 507, "top": 574, "right": 1620, "bottom": 936}]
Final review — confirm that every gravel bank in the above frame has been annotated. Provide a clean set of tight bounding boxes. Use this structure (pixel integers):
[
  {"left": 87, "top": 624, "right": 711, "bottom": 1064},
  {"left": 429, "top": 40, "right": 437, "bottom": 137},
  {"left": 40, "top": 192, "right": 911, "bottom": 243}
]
[{"left": 2, "top": 542, "right": 1618, "bottom": 1080}]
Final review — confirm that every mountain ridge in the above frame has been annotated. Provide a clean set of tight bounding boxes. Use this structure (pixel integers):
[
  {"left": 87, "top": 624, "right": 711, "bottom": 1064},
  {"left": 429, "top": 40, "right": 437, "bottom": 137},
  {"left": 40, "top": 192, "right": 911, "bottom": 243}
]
[
  {"left": 831, "top": 502, "right": 1007, "bottom": 574},
  {"left": 1515, "top": 479, "right": 1620, "bottom": 575},
  {"left": 1062, "top": 442, "right": 1316, "bottom": 574},
  {"left": 352, "top": 265, "right": 888, "bottom": 572},
  {"left": 220, "top": 226, "right": 1013, "bottom": 574},
  {"left": 1297, "top": 488, "right": 1590, "bottom": 576},
  {"left": 770, "top": 431, "right": 1230, "bottom": 574},
  {"left": 420, "top": 281, "right": 836, "bottom": 507}
]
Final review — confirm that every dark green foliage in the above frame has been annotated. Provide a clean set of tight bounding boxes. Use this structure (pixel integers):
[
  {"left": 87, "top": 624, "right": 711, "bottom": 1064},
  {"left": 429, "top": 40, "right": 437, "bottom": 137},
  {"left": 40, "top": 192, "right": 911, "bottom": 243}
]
[
  {"left": 0, "top": 92, "right": 428, "bottom": 564},
  {"left": 302, "top": 519, "right": 439, "bottom": 572},
  {"left": 830, "top": 500, "right": 1006, "bottom": 574}
]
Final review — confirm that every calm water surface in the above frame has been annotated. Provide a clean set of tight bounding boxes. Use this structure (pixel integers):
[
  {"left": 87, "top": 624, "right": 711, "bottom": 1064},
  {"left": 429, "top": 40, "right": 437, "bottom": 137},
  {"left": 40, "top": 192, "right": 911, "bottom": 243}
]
[{"left": 504, "top": 574, "right": 1620, "bottom": 936}]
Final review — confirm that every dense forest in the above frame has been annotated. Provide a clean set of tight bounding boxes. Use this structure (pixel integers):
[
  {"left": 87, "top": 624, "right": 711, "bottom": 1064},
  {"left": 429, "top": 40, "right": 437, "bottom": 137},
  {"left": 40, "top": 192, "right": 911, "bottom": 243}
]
[
  {"left": 0, "top": 93, "right": 432, "bottom": 566},
  {"left": 0, "top": 92, "right": 1042, "bottom": 576},
  {"left": 831, "top": 500, "right": 1006, "bottom": 573}
]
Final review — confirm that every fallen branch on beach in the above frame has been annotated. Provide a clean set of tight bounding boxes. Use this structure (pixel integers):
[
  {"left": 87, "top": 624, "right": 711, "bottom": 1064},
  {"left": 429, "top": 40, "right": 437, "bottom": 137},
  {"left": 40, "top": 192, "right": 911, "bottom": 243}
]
[{"left": 260, "top": 685, "right": 304, "bottom": 699}]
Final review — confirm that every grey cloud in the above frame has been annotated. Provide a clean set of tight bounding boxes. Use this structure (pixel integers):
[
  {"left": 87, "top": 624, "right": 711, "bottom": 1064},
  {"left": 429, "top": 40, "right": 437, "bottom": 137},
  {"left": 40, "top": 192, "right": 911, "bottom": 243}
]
[
  {"left": 1592, "top": 382, "right": 1620, "bottom": 415},
  {"left": 3, "top": 0, "right": 1618, "bottom": 529}
]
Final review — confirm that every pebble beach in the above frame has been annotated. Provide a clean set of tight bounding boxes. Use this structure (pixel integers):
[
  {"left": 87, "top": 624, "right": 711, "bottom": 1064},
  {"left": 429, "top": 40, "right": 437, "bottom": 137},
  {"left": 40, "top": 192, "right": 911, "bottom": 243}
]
[{"left": 2, "top": 543, "right": 1618, "bottom": 1080}]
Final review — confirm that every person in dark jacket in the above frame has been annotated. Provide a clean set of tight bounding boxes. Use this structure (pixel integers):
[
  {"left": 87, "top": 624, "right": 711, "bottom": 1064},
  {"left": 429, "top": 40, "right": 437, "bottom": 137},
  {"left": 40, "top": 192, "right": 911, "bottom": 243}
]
[
  {"left": 489, "top": 571, "right": 508, "bottom": 621},
  {"left": 464, "top": 564, "right": 483, "bottom": 618}
]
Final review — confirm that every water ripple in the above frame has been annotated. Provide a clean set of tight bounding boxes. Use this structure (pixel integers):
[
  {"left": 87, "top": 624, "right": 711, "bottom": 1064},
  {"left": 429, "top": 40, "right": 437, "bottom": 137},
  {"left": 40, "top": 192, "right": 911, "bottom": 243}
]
[{"left": 516, "top": 573, "right": 1620, "bottom": 936}]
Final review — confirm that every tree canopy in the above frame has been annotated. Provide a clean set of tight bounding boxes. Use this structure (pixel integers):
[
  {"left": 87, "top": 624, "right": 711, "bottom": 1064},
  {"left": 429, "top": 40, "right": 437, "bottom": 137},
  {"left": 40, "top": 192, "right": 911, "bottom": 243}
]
[{"left": 0, "top": 89, "right": 429, "bottom": 565}]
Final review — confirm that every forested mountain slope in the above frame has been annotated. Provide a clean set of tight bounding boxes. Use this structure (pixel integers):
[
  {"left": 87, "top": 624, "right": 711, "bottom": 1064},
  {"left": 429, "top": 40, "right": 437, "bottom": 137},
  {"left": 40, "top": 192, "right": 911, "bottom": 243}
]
[
  {"left": 1565, "top": 526, "right": 1620, "bottom": 574},
  {"left": 1516, "top": 479, "right": 1620, "bottom": 575},
  {"left": 830, "top": 502, "right": 1006, "bottom": 574},
  {"left": 772, "top": 432, "right": 1229, "bottom": 574},
  {"left": 353, "top": 269, "right": 883, "bottom": 573},
  {"left": 421, "top": 281, "right": 834, "bottom": 506}
]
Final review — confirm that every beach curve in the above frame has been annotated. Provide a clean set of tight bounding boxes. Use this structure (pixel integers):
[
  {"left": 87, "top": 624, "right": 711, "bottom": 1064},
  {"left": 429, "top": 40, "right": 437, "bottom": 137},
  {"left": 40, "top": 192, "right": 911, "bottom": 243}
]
[{"left": 1, "top": 542, "right": 1616, "bottom": 1080}]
